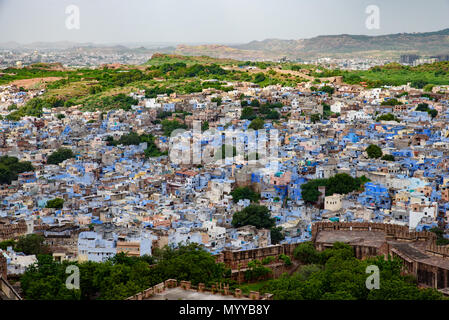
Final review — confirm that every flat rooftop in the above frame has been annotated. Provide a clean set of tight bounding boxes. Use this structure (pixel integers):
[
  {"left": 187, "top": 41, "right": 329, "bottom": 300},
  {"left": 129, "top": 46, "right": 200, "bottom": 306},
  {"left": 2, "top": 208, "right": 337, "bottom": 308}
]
[
  {"left": 144, "top": 287, "right": 249, "bottom": 300},
  {"left": 315, "top": 230, "right": 387, "bottom": 248}
]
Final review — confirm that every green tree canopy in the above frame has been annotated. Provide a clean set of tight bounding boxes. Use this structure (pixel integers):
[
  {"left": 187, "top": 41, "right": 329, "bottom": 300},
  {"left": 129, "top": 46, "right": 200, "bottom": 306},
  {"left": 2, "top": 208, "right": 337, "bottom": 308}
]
[
  {"left": 231, "top": 204, "right": 275, "bottom": 229},
  {"left": 46, "top": 198, "right": 64, "bottom": 209},
  {"left": 248, "top": 117, "right": 265, "bottom": 130},
  {"left": 47, "top": 148, "right": 75, "bottom": 165},
  {"left": 231, "top": 187, "right": 260, "bottom": 203},
  {"left": 366, "top": 144, "right": 383, "bottom": 159}
]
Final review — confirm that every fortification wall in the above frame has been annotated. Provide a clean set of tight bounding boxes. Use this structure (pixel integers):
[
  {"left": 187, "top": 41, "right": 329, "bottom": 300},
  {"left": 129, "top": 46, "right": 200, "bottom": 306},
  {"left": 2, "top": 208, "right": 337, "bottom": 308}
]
[
  {"left": 311, "top": 222, "right": 436, "bottom": 243},
  {"left": 125, "top": 279, "right": 272, "bottom": 301}
]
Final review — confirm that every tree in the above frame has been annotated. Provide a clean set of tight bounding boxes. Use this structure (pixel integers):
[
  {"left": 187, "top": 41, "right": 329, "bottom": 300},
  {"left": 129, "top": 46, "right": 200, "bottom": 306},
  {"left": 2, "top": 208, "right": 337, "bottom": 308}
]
[
  {"left": 381, "top": 154, "right": 395, "bottom": 162},
  {"left": 376, "top": 113, "right": 400, "bottom": 122},
  {"left": 231, "top": 205, "right": 275, "bottom": 229},
  {"left": 311, "top": 114, "right": 321, "bottom": 124},
  {"left": 265, "top": 110, "right": 280, "bottom": 120},
  {"left": 211, "top": 97, "right": 222, "bottom": 106},
  {"left": 423, "top": 84, "right": 435, "bottom": 92},
  {"left": 416, "top": 103, "right": 430, "bottom": 112},
  {"left": 250, "top": 99, "right": 260, "bottom": 107},
  {"left": 0, "top": 155, "right": 34, "bottom": 184},
  {"left": 240, "top": 107, "right": 256, "bottom": 120},
  {"left": 278, "top": 254, "right": 292, "bottom": 266},
  {"left": 201, "top": 121, "right": 209, "bottom": 131},
  {"left": 271, "top": 227, "right": 285, "bottom": 245},
  {"left": 320, "top": 86, "right": 335, "bottom": 95},
  {"left": 429, "top": 227, "right": 449, "bottom": 246},
  {"left": 429, "top": 109, "right": 438, "bottom": 119},
  {"left": 245, "top": 260, "right": 272, "bottom": 282},
  {"left": 248, "top": 117, "right": 265, "bottom": 130},
  {"left": 300, "top": 174, "right": 368, "bottom": 203},
  {"left": 161, "top": 119, "right": 187, "bottom": 137},
  {"left": 15, "top": 234, "right": 51, "bottom": 255},
  {"left": 46, "top": 198, "right": 64, "bottom": 209},
  {"left": 261, "top": 243, "right": 444, "bottom": 300},
  {"left": 47, "top": 148, "right": 75, "bottom": 165},
  {"left": 294, "top": 242, "right": 321, "bottom": 264},
  {"left": 366, "top": 144, "right": 382, "bottom": 159},
  {"left": 381, "top": 99, "right": 402, "bottom": 106},
  {"left": 253, "top": 73, "right": 266, "bottom": 83},
  {"left": 231, "top": 187, "right": 260, "bottom": 203}
]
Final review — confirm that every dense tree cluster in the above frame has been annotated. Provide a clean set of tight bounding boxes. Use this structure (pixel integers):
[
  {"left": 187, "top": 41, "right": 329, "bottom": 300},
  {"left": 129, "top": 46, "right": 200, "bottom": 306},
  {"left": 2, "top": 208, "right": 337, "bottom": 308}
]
[
  {"left": 0, "top": 155, "right": 34, "bottom": 184},
  {"left": 381, "top": 154, "right": 395, "bottom": 162},
  {"left": 232, "top": 205, "right": 275, "bottom": 229},
  {"left": 46, "top": 148, "right": 75, "bottom": 165},
  {"left": 376, "top": 113, "right": 400, "bottom": 122},
  {"left": 416, "top": 103, "right": 438, "bottom": 119},
  {"left": 231, "top": 204, "right": 285, "bottom": 244},
  {"left": 259, "top": 242, "right": 444, "bottom": 300},
  {"left": 15, "top": 234, "right": 51, "bottom": 256},
  {"left": 248, "top": 117, "right": 265, "bottom": 130},
  {"left": 366, "top": 144, "right": 383, "bottom": 159},
  {"left": 20, "top": 244, "right": 229, "bottom": 300},
  {"left": 301, "top": 173, "right": 369, "bottom": 204},
  {"left": 231, "top": 187, "right": 261, "bottom": 203},
  {"left": 6, "top": 97, "right": 65, "bottom": 121},
  {"left": 45, "top": 198, "right": 64, "bottom": 209},
  {"left": 381, "top": 98, "right": 402, "bottom": 106},
  {"left": 84, "top": 94, "right": 138, "bottom": 111},
  {"left": 161, "top": 119, "right": 188, "bottom": 137}
]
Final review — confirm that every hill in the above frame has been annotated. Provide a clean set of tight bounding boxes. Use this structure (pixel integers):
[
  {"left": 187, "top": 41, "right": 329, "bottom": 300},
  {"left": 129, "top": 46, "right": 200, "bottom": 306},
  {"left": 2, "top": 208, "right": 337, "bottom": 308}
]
[{"left": 171, "top": 28, "right": 449, "bottom": 60}]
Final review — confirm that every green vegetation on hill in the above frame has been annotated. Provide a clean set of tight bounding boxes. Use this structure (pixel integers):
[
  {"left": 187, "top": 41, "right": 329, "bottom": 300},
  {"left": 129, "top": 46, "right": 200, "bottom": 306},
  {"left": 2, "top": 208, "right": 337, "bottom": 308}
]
[
  {"left": 0, "top": 155, "right": 34, "bottom": 184},
  {"left": 309, "top": 62, "right": 449, "bottom": 88},
  {"left": 83, "top": 94, "right": 138, "bottom": 111},
  {"left": 6, "top": 97, "right": 65, "bottom": 120},
  {"left": 145, "top": 53, "right": 237, "bottom": 67},
  {"left": 4, "top": 55, "right": 449, "bottom": 121}
]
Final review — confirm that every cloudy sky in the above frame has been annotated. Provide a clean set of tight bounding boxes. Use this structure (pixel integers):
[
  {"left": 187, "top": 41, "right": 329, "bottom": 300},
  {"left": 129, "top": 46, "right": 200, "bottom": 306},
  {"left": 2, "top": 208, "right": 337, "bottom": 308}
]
[{"left": 0, "top": 0, "right": 448, "bottom": 44}]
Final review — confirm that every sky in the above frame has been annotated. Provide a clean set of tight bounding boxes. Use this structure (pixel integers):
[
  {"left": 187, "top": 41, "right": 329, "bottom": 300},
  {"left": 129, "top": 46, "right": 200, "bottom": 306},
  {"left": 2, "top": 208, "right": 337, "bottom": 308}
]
[{"left": 1, "top": 0, "right": 449, "bottom": 45}]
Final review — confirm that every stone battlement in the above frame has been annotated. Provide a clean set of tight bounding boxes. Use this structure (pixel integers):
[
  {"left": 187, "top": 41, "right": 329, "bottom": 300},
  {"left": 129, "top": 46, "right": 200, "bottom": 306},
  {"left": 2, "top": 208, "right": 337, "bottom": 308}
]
[
  {"left": 311, "top": 222, "right": 436, "bottom": 243},
  {"left": 126, "top": 279, "right": 272, "bottom": 300},
  {"left": 426, "top": 244, "right": 449, "bottom": 259}
]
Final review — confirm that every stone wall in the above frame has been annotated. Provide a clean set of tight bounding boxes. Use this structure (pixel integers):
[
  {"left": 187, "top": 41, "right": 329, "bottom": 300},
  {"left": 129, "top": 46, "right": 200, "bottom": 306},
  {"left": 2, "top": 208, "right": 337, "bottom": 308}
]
[
  {"left": 311, "top": 221, "right": 436, "bottom": 243},
  {"left": 0, "top": 220, "right": 27, "bottom": 241},
  {"left": 216, "top": 243, "right": 299, "bottom": 270},
  {"left": 125, "top": 279, "right": 272, "bottom": 300},
  {"left": 0, "top": 254, "right": 6, "bottom": 280}
]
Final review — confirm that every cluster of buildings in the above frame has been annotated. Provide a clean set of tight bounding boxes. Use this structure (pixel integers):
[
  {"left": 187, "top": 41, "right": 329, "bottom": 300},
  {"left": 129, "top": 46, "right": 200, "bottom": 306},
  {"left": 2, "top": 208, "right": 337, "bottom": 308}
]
[{"left": 0, "top": 69, "right": 449, "bottom": 279}]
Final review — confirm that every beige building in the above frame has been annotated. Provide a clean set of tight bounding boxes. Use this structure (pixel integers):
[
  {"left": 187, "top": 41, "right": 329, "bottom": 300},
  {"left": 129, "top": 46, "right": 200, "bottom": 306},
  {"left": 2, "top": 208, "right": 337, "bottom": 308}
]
[{"left": 324, "top": 194, "right": 342, "bottom": 212}]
